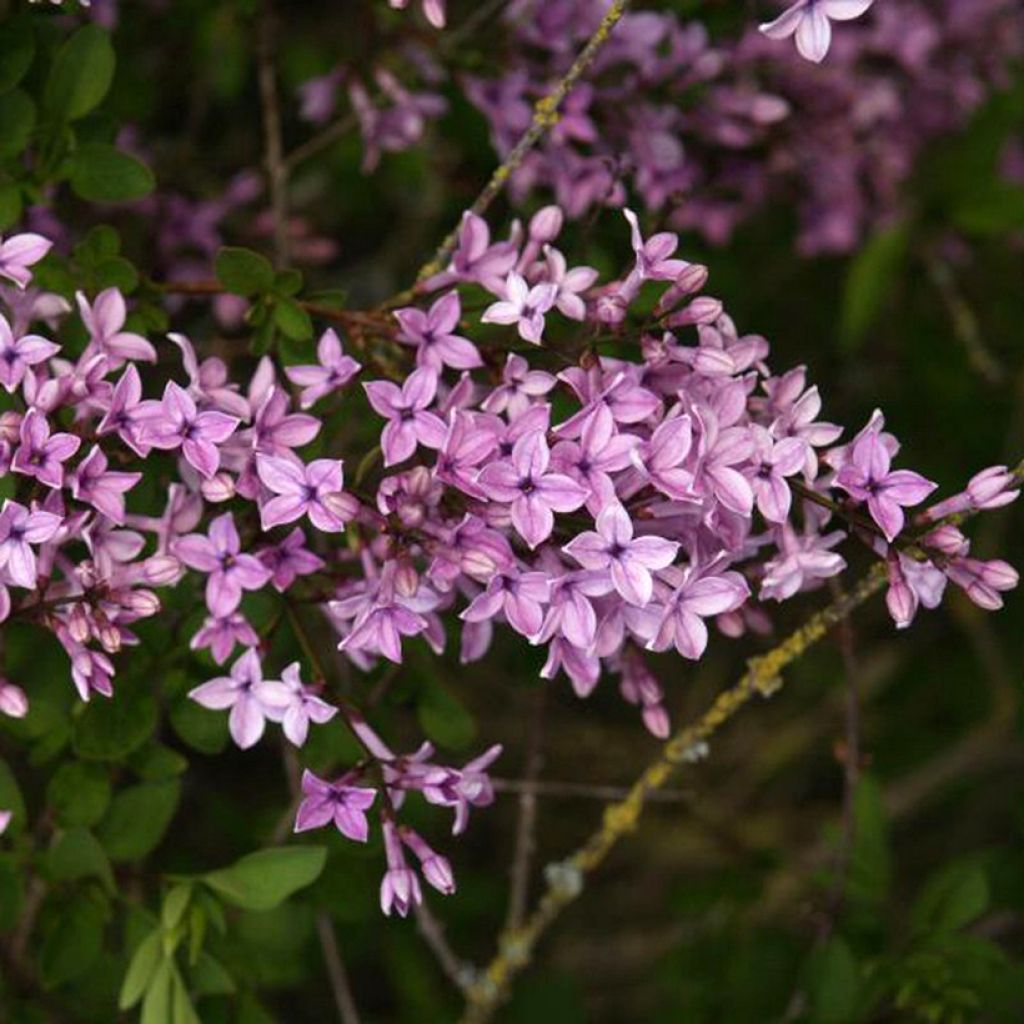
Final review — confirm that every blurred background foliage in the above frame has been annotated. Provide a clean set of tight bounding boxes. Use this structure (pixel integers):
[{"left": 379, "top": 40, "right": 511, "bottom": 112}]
[{"left": 0, "top": 1, "right": 1023, "bottom": 1022}]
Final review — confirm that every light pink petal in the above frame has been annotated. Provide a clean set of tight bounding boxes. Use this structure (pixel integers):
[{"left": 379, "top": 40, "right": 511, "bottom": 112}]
[
  {"left": 229, "top": 696, "right": 265, "bottom": 749},
  {"left": 257, "top": 454, "right": 306, "bottom": 496},
  {"left": 795, "top": 5, "right": 831, "bottom": 61},
  {"left": 511, "top": 494, "right": 554, "bottom": 548},
  {"left": 188, "top": 676, "right": 239, "bottom": 710}
]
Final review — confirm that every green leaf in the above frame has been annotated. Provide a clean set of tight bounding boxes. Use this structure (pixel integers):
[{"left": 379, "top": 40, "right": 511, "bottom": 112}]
[
  {"left": 273, "top": 297, "right": 313, "bottom": 341},
  {"left": 72, "top": 684, "right": 157, "bottom": 761},
  {"left": 0, "top": 18, "right": 35, "bottom": 96},
  {"left": 203, "top": 846, "right": 327, "bottom": 911},
  {"left": 802, "top": 938, "right": 860, "bottom": 1023},
  {"left": 171, "top": 967, "right": 201, "bottom": 1024},
  {"left": 951, "top": 182, "right": 1024, "bottom": 236},
  {"left": 47, "top": 761, "right": 110, "bottom": 827},
  {"left": 417, "top": 679, "right": 477, "bottom": 751},
  {"left": 912, "top": 863, "right": 990, "bottom": 934},
  {"left": 839, "top": 224, "right": 908, "bottom": 350},
  {"left": 190, "top": 952, "right": 236, "bottom": 996},
  {"left": 118, "top": 929, "right": 163, "bottom": 1010},
  {"left": 169, "top": 695, "right": 229, "bottom": 755},
  {"left": 0, "top": 182, "right": 22, "bottom": 229},
  {"left": 215, "top": 246, "right": 274, "bottom": 296},
  {"left": 47, "top": 827, "right": 115, "bottom": 894},
  {"left": 44, "top": 25, "right": 115, "bottom": 122},
  {"left": 162, "top": 884, "right": 192, "bottom": 932},
  {"left": 846, "top": 775, "right": 891, "bottom": 912},
  {"left": 74, "top": 224, "right": 121, "bottom": 263},
  {"left": 70, "top": 143, "right": 155, "bottom": 203},
  {"left": 129, "top": 742, "right": 189, "bottom": 781},
  {"left": 97, "top": 780, "right": 180, "bottom": 862},
  {"left": 140, "top": 958, "right": 173, "bottom": 1024},
  {"left": 274, "top": 268, "right": 304, "bottom": 296},
  {"left": 0, "top": 89, "right": 36, "bottom": 160},
  {"left": 39, "top": 891, "right": 108, "bottom": 989}
]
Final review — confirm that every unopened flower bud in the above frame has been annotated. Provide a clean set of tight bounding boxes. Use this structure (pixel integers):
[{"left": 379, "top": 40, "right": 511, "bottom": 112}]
[
  {"left": 642, "top": 704, "right": 670, "bottom": 739},
  {"left": 967, "top": 465, "right": 1019, "bottom": 510},
  {"left": 143, "top": 554, "right": 183, "bottom": 585},
  {"left": 0, "top": 680, "right": 28, "bottom": 719},
  {"left": 201, "top": 472, "right": 235, "bottom": 503},
  {"left": 528, "top": 205, "right": 563, "bottom": 245},
  {"left": 667, "top": 296, "right": 724, "bottom": 328}
]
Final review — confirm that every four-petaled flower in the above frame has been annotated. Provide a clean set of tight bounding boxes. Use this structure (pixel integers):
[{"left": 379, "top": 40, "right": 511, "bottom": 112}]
[
  {"left": 0, "top": 314, "right": 59, "bottom": 393},
  {"left": 364, "top": 368, "right": 447, "bottom": 466},
  {"left": 0, "top": 499, "right": 61, "bottom": 588},
  {"left": 835, "top": 429, "right": 937, "bottom": 542},
  {"left": 395, "top": 291, "right": 482, "bottom": 371},
  {"left": 144, "top": 381, "right": 239, "bottom": 479},
  {"left": 481, "top": 272, "right": 558, "bottom": 344},
  {"left": 188, "top": 649, "right": 286, "bottom": 749},
  {"left": 256, "top": 453, "right": 354, "bottom": 532},
  {"left": 261, "top": 662, "right": 338, "bottom": 747},
  {"left": 294, "top": 769, "right": 377, "bottom": 841},
  {"left": 564, "top": 503, "right": 679, "bottom": 606},
  {"left": 12, "top": 409, "right": 81, "bottom": 489},
  {"left": 285, "top": 328, "right": 362, "bottom": 409},
  {"left": 478, "top": 430, "right": 589, "bottom": 548},
  {"left": 174, "top": 512, "right": 272, "bottom": 617}
]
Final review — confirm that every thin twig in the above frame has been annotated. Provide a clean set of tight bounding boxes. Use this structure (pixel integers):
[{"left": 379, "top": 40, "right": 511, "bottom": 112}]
[
  {"left": 492, "top": 778, "right": 694, "bottom": 803},
  {"left": 923, "top": 248, "right": 1004, "bottom": 386},
  {"left": 413, "top": 900, "right": 476, "bottom": 993},
  {"left": 388, "top": 0, "right": 632, "bottom": 306},
  {"left": 504, "top": 686, "right": 546, "bottom": 934},
  {"left": 459, "top": 564, "right": 890, "bottom": 1024},
  {"left": 257, "top": 3, "right": 289, "bottom": 265},
  {"left": 316, "top": 913, "right": 363, "bottom": 1024}
]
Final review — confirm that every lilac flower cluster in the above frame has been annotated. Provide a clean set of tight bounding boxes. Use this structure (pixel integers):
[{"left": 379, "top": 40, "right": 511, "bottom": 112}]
[
  {"left": 457, "top": 0, "right": 1023, "bottom": 253},
  {"left": 0, "top": 203, "right": 1016, "bottom": 910}
]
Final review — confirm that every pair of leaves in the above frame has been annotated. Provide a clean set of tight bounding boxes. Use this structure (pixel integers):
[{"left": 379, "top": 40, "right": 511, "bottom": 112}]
[{"left": 214, "top": 247, "right": 314, "bottom": 349}]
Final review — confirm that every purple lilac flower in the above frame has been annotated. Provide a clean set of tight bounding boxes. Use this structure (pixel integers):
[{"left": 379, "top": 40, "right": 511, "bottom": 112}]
[
  {"left": 0, "top": 500, "right": 61, "bottom": 588},
  {"left": 0, "top": 314, "right": 59, "bottom": 392},
  {"left": 260, "top": 662, "right": 337, "bottom": 747},
  {"left": 143, "top": 381, "right": 239, "bottom": 479},
  {"left": 478, "top": 430, "right": 589, "bottom": 549},
  {"left": 285, "top": 328, "right": 362, "bottom": 409},
  {"left": 0, "top": 233, "right": 51, "bottom": 289},
  {"left": 563, "top": 503, "right": 679, "bottom": 607},
  {"left": 190, "top": 612, "right": 260, "bottom": 665},
  {"left": 364, "top": 368, "right": 447, "bottom": 466},
  {"left": 188, "top": 649, "right": 286, "bottom": 750},
  {"left": 481, "top": 272, "right": 558, "bottom": 344},
  {"left": 258, "top": 527, "right": 325, "bottom": 591},
  {"left": 70, "top": 446, "right": 141, "bottom": 525},
  {"left": 173, "top": 512, "right": 272, "bottom": 617},
  {"left": 835, "top": 429, "right": 937, "bottom": 542},
  {"left": 12, "top": 409, "right": 81, "bottom": 489},
  {"left": 295, "top": 769, "right": 377, "bottom": 840},
  {"left": 76, "top": 288, "right": 156, "bottom": 365},
  {"left": 395, "top": 291, "right": 482, "bottom": 371},
  {"left": 256, "top": 453, "right": 355, "bottom": 532}
]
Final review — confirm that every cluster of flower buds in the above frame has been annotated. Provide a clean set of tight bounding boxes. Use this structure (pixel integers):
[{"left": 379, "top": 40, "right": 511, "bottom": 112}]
[{"left": 0, "top": 200, "right": 1016, "bottom": 907}]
